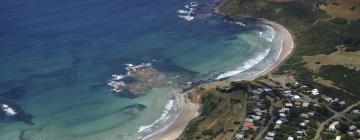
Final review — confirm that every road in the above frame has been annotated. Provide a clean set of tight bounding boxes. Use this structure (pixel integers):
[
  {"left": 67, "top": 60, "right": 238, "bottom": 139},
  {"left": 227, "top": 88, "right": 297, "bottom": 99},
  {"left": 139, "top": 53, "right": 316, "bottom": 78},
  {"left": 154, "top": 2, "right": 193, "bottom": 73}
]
[
  {"left": 254, "top": 100, "right": 274, "bottom": 140},
  {"left": 313, "top": 101, "right": 360, "bottom": 140}
]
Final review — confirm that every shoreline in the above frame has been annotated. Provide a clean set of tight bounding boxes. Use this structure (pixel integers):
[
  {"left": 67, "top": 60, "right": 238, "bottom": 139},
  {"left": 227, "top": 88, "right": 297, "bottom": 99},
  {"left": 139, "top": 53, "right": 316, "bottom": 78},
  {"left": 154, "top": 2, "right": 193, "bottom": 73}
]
[
  {"left": 147, "top": 93, "right": 199, "bottom": 140},
  {"left": 244, "top": 19, "right": 294, "bottom": 81},
  {"left": 148, "top": 6, "right": 295, "bottom": 140},
  {"left": 149, "top": 20, "right": 294, "bottom": 140}
]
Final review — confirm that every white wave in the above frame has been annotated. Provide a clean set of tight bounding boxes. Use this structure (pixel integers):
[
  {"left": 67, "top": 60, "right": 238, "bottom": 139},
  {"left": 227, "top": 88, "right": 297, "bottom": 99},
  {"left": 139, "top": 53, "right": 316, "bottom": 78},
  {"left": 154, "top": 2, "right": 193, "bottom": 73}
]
[
  {"left": 137, "top": 100, "right": 174, "bottom": 133},
  {"left": 108, "top": 63, "right": 153, "bottom": 92},
  {"left": 184, "top": 4, "right": 190, "bottom": 9},
  {"left": 275, "top": 37, "right": 284, "bottom": 60},
  {"left": 125, "top": 63, "right": 134, "bottom": 67},
  {"left": 262, "top": 25, "right": 275, "bottom": 42},
  {"left": 1, "top": 104, "right": 17, "bottom": 116},
  {"left": 177, "top": 9, "right": 190, "bottom": 14},
  {"left": 112, "top": 74, "right": 125, "bottom": 80},
  {"left": 178, "top": 15, "right": 194, "bottom": 21},
  {"left": 234, "top": 21, "right": 246, "bottom": 26},
  {"left": 215, "top": 48, "right": 271, "bottom": 80}
]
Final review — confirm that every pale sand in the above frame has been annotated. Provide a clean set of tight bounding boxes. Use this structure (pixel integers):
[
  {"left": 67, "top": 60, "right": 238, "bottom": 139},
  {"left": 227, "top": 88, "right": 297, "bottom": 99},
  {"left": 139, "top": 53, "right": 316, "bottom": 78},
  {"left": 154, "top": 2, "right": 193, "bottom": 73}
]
[
  {"left": 148, "top": 93, "right": 199, "bottom": 140},
  {"left": 149, "top": 19, "right": 294, "bottom": 140}
]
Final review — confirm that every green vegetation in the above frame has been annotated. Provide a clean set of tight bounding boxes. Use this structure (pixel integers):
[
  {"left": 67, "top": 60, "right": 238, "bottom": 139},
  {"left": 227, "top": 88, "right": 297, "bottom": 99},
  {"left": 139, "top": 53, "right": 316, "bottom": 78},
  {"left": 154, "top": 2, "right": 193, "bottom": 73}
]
[
  {"left": 319, "top": 65, "right": 360, "bottom": 94},
  {"left": 329, "top": 18, "right": 348, "bottom": 24}
]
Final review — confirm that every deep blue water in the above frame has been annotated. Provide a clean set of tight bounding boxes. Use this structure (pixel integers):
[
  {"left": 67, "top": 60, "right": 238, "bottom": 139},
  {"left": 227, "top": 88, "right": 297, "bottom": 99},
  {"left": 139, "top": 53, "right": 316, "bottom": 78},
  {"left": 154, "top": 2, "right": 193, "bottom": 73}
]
[{"left": 0, "top": 0, "right": 276, "bottom": 139}]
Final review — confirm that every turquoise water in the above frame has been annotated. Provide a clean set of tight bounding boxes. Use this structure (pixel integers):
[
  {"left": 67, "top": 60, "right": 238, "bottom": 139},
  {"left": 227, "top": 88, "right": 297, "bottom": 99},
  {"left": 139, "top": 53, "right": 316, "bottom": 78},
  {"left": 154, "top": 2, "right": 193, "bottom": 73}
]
[{"left": 0, "top": 0, "right": 280, "bottom": 139}]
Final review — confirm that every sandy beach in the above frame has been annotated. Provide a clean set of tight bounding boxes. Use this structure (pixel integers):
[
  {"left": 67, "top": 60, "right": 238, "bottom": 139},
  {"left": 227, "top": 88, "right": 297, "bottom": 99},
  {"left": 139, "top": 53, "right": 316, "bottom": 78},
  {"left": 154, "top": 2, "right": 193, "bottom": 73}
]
[
  {"left": 149, "top": 19, "right": 294, "bottom": 140},
  {"left": 148, "top": 93, "right": 199, "bottom": 140}
]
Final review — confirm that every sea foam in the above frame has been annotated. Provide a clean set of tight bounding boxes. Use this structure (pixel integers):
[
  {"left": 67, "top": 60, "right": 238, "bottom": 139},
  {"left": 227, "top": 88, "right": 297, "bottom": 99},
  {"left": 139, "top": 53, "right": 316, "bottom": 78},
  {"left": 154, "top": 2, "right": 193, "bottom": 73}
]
[
  {"left": 262, "top": 25, "right": 275, "bottom": 42},
  {"left": 108, "top": 63, "right": 152, "bottom": 93},
  {"left": 137, "top": 99, "right": 174, "bottom": 133},
  {"left": 215, "top": 48, "right": 271, "bottom": 80}
]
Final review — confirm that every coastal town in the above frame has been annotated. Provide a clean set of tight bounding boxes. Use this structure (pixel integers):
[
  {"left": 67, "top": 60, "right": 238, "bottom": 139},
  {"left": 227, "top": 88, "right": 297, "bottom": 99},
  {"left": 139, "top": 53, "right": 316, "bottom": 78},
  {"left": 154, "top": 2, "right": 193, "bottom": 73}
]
[{"left": 177, "top": 73, "right": 360, "bottom": 140}]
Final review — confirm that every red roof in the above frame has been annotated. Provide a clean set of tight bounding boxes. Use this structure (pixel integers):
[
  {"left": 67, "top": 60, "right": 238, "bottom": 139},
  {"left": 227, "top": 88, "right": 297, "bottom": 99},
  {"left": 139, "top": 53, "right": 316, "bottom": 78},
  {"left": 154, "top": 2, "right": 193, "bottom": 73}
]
[{"left": 243, "top": 122, "right": 255, "bottom": 128}]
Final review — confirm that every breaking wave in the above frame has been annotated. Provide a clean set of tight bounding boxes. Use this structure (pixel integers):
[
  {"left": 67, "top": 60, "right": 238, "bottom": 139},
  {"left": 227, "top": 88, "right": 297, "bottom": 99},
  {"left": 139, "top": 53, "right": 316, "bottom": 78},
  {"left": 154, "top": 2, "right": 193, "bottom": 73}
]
[
  {"left": 215, "top": 48, "right": 271, "bottom": 80},
  {"left": 136, "top": 96, "right": 181, "bottom": 140},
  {"left": 107, "top": 63, "right": 152, "bottom": 93}
]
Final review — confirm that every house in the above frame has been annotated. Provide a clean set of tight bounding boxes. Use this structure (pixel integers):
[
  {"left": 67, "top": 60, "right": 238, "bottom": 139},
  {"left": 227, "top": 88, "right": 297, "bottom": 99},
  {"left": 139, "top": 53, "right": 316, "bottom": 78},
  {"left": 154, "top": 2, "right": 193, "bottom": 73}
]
[
  {"left": 300, "top": 122, "right": 306, "bottom": 127},
  {"left": 294, "top": 102, "right": 302, "bottom": 106},
  {"left": 302, "top": 102, "right": 310, "bottom": 107},
  {"left": 300, "top": 113, "right": 309, "bottom": 118},
  {"left": 257, "top": 88, "right": 264, "bottom": 93},
  {"left": 267, "top": 132, "right": 276, "bottom": 137},
  {"left": 292, "top": 95, "right": 301, "bottom": 100},
  {"left": 324, "top": 97, "right": 333, "bottom": 103},
  {"left": 329, "top": 121, "right": 339, "bottom": 132},
  {"left": 308, "top": 111, "right": 315, "bottom": 116},
  {"left": 256, "top": 112, "right": 263, "bottom": 116},
  {"left": 279, "top": 113, "right": 287, "bottom": 117},
  {"left": 311, "top": 89, "right": 319, "bottom": 95},
  {"left": 274, "top": 124, "right": 281, "bottom": 129},
  {"left": 244, "top": 122, "right": 255, "bottom": 128},
  {"left": 279, "top": 117, "right": 288, "bottom": 123},
  {"left": 335, "top": 136, "right": 341, "bottom": 140},
  {"left": 264, "top": 88, "right": 272, "bottom": 92},
  {"left": 352, "top": 109, "right": 360, "bottom": 114},
  {"left": 284, "top": 90, "right": 292, "bottom": 94},
  {"left": 285, "top": 103, "right": 293, "bottom": 107},
  {"left": 244, "top": 118, "right": 254, "bottom": 122},
  {"left": 276, "top": 120, "right": 283, "bottom": 125},
  {"left": 264, "top": 136, "right": 274, "bottom": 140},
  {"left": 296, "top": 130, "right": 305, "bottom": 135},
  {"left": 241, "top": 127, "right": 250, "bottom": 131},
  {"left": 339, "top": 101, "right": 346, "bottom": 105},
  {"left": 252, "top": 115, "right": 261, "bottom": 121},
  {"left": 288, "top": 136, "right": 294, "bottom": 140},
  {"left": 251, "top": 90, "right": 262, "bottom": 95},
  {"left": 235, "top": 133, "right": 244, "bottom": 140},
  {"left": 349, "top": 125, "right": 357, "bottom": 131}
]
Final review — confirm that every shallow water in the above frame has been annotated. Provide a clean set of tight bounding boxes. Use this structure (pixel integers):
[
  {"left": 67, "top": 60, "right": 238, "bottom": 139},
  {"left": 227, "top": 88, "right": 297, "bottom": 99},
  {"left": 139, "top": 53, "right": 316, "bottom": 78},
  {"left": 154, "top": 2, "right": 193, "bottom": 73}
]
[{"left": 0, "top": 0, "right": 280, "bottom": 139}]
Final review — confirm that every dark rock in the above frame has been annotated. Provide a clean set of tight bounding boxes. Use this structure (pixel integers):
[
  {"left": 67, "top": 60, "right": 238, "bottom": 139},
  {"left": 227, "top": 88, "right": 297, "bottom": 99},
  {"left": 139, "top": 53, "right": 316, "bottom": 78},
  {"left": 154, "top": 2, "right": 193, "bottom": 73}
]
[{"left": 120, "top": 103, "right": 146, "bottom": 112}]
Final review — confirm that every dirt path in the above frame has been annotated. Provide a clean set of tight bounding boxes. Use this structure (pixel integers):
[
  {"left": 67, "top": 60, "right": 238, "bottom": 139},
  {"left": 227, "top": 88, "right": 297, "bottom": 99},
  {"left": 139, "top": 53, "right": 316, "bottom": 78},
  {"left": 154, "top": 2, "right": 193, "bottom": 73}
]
[{"left": 207, "top": 98, "right": 231, "bottom": 129}]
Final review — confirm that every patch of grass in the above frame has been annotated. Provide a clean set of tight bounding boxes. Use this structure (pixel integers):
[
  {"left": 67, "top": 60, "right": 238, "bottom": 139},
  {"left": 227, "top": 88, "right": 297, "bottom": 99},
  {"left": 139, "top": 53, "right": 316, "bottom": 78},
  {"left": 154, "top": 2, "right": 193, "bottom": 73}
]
[
  {"left": 329, "top": 18, "right": 348, "bottom": 24},
  {"left": 318, "top": 65, "right": 360, "bottom": 95}
]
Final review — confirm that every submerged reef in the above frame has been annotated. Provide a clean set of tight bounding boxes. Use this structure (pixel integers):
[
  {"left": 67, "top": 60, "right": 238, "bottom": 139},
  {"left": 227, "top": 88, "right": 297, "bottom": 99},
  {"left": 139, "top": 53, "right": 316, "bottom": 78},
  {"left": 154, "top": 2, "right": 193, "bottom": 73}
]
[
  {"left": 0, "top": 99, "right": 33, "bottom": 125},
  {"left": 108, "top": 63, "right": 170, "bottom": 98},
  {"left": 1, "top": 86, "right": 26, "bottom": 100},
  {"left": 119, "top": 103, "right": 147, "bottom": 115}
]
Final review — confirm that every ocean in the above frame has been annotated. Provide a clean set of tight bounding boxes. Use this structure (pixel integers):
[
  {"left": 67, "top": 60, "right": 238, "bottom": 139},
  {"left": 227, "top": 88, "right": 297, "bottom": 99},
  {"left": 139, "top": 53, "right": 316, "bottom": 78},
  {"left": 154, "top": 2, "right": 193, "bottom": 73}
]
[{"left": 0, "top": 0, "right": 282, "bottom": 139}]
